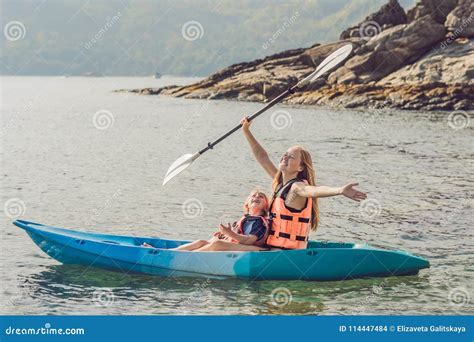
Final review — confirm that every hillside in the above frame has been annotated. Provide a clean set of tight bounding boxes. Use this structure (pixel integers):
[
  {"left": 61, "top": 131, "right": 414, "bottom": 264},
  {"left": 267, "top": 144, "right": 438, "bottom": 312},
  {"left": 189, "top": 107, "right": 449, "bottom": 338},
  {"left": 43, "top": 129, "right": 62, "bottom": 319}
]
[{"left": 1, "top": 0, "right": 414, "bottom": 76}]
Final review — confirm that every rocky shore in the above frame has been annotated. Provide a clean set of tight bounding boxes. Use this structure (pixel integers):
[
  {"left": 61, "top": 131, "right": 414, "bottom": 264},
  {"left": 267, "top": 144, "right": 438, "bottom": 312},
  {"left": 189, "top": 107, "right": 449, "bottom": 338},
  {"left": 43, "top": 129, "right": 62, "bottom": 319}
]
[{"left": 120, "top": 0, "right": 473, "bottom": 111}]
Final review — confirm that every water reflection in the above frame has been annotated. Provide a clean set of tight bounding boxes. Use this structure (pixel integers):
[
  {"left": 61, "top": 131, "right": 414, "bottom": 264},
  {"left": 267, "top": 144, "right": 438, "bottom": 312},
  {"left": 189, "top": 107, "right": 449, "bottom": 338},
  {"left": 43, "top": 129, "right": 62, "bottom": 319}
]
[{"left": 3, "top": 264, "right": 433, "bottom": 315}]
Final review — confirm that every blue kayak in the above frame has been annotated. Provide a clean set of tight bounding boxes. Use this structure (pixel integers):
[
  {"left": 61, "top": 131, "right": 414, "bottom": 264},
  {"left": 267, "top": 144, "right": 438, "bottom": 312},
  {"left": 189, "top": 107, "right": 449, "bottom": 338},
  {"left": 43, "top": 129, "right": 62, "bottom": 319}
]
[{"left": 14, "top": 219, "right": 429, "bottom": 281}]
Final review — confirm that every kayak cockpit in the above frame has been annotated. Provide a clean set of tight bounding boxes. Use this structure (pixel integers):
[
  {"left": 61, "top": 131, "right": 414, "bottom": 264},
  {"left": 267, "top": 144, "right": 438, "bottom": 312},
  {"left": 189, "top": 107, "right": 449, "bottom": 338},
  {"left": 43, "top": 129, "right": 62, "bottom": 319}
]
[
  {"left": 13, "top": 219, "right": 188, "bottom": 249},
  {"left": 14, "top": 220, "right": 363, "bottom": 251}
]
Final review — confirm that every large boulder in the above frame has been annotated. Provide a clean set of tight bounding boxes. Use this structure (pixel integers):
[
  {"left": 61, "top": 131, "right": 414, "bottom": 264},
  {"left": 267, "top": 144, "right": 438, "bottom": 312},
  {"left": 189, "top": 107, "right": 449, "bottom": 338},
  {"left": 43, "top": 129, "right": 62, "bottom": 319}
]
[
  {"left": 407, "top": 0, "right": 458, "bottom": 24},
  {"left": 379, "top": 39, "right": 474, "bottom": 85},
  {"left": 329, "top": 15, "right": 446, "bottom": 83},
  {"left": 445, "top": 0, "right": 474, "bottom": 38},
  {"left": 340, "top": 0, "right": 407, "bottom": 39},
  {"left": 299, "top": 40, "right": 361, "bottom": 86}
]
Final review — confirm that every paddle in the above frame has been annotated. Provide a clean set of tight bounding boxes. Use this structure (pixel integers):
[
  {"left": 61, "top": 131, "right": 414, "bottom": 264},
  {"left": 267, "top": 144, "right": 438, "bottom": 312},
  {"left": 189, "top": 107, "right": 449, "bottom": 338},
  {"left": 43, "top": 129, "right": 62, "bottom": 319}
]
[{"left": 163, "top": 44, "right": 353, "bottom": 185}]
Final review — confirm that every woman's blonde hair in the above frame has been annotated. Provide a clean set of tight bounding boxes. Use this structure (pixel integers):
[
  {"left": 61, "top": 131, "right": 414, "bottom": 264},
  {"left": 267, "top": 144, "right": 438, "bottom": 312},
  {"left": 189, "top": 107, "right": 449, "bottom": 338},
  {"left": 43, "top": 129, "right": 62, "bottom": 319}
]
[
  {"left": 271, "top": 146, "right": 319, "bottom": 230},
  {"left": 243, "top": 189, "right": 269, "bottom": 216}
]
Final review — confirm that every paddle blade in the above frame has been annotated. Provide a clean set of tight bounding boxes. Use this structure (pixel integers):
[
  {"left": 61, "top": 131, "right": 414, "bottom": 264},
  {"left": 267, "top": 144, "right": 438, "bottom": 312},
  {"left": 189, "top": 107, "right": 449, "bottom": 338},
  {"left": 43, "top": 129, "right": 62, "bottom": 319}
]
[
  {"left": 162, "top": 152, "right": 200, "bottom": 186},
  {"left": 296, "top": 44, "right": 353, "bottom": 88}
]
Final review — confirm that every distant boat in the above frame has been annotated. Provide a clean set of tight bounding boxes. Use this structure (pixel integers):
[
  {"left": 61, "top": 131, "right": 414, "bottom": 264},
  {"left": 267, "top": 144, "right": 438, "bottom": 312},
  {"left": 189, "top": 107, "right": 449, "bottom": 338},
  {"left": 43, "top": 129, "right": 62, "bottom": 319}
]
[
  {"left": 153, "top": 72, "right": 162, "bottom": 79},
  {"left": 83, "top": 71, "right": 102, "bottom": 77}
]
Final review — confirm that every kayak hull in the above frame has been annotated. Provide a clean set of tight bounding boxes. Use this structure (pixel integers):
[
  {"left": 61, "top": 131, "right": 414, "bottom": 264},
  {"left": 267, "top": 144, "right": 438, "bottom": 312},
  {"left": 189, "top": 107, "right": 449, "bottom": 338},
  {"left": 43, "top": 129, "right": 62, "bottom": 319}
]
[{"left": 14, "top": 220, "right": 430, "bottom": 281}]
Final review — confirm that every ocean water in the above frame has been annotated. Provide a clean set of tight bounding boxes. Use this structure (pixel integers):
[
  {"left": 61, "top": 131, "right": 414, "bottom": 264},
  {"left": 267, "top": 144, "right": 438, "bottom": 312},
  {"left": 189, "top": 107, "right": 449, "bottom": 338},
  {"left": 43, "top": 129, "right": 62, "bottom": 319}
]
[{"left": 0, "top": 76, "right": 472, "bottom": 315}]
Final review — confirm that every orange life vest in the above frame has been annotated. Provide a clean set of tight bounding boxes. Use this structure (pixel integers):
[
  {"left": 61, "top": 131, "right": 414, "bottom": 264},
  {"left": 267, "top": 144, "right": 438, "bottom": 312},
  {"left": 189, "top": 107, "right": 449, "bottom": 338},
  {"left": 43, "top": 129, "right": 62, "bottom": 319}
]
[{"left": 266, "top": 178, "right": 312, "bottom": 249}]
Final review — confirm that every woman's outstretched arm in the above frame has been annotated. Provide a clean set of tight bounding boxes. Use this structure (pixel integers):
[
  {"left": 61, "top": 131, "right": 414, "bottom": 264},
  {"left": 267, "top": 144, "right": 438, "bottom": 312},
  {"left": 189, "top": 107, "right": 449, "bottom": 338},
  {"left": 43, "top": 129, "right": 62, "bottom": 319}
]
[
  {"left": 293, "top": 182, "right": 367, "bottom": 202},
  {"left": 241, "top": 117, "right": 278, "bottom": 178}
]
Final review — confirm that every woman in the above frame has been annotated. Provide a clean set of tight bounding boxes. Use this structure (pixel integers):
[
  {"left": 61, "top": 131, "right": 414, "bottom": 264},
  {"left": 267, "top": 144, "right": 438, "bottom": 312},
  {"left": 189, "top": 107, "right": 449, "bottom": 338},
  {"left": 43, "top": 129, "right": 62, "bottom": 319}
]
[
  {"left": 170, "top": 189, "right": 271, "bottom": 252},
  {"left": 240, "top": 117, "right": 367, "bottom": 249}
]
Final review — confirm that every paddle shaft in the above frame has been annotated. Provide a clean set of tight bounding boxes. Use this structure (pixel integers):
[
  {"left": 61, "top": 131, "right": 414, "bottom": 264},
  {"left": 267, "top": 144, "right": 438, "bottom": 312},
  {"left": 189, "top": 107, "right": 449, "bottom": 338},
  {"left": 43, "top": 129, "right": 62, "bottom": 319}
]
[{"left": 198, "top": 85, "right": 297, "bottom": 155}]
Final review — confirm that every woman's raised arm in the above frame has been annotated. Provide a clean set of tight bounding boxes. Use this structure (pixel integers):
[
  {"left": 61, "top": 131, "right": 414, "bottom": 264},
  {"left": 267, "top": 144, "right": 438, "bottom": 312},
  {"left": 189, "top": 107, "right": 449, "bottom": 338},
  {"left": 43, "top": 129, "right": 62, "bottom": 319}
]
[{"left": 241, "top": 117, "right": 278, "bottom": 179}]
